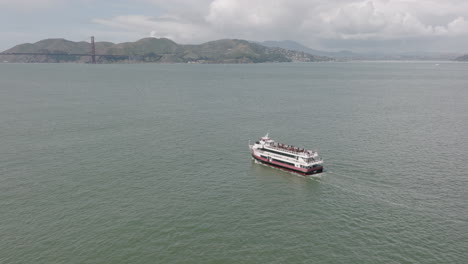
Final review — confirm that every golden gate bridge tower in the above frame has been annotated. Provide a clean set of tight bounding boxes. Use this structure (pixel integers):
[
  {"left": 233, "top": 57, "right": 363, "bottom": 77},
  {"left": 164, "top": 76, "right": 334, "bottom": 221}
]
[{"left": 91, "top": 36, "right": 96, "bottom": 64}]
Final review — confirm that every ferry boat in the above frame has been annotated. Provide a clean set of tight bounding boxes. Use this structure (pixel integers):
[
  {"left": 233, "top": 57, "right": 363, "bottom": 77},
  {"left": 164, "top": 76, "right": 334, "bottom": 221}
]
[{"left": 249, "top": 134, "right": 323, "bottom": 175}]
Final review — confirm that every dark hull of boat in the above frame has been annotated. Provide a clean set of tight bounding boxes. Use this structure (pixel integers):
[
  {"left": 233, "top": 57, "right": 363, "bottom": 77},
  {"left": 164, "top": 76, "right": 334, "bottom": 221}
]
[{"left": 252, "top": 154, "right": 323, "bottom": 175}]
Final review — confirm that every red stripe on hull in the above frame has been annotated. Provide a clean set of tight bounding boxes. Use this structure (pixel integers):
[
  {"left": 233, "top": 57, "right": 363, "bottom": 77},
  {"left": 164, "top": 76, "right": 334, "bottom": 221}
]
[{"left": 251, "top": 153, "right": 323, "bottom": 175}]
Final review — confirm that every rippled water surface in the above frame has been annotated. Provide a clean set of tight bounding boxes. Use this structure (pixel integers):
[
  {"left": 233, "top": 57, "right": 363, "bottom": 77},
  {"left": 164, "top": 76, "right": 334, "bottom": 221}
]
[{"left": 1, "top": 62, "right": 467, "bottom": 263}]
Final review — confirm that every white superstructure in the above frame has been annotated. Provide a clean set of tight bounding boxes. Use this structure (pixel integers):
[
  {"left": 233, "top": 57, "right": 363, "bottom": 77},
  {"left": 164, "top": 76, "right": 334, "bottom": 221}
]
[{"left": 249, "top": 134, "right": 323, "bottom": 175}]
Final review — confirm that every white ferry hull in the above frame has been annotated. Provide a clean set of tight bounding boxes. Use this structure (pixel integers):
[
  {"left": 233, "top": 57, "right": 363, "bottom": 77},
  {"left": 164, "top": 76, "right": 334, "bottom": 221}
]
[{"left": 251, "top": 152, "right": 323, "bottom": 175}]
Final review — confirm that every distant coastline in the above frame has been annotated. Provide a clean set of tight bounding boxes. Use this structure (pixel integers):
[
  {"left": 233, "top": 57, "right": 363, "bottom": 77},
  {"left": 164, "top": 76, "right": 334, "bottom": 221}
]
[
  {"left": 454, "top": 54, "right": 468, "bottom": 61},
  {"left": 1, "top": 37, "right": 465, "bottom": 64},
  {"left": 0, "top": 38, "right": 331, "bottom": 64}
]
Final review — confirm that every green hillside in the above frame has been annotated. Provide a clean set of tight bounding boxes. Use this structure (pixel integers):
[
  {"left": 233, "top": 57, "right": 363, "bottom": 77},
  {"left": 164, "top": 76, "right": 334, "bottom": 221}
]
[
  {"left": 182, "top": 39, "right": 291, "bottom": 63},
  {"left": 106, "top": 38, "right": 180, "bottom": 55},
  {"left": 0, "top": 38, "right": 332, "bottom": 63}
]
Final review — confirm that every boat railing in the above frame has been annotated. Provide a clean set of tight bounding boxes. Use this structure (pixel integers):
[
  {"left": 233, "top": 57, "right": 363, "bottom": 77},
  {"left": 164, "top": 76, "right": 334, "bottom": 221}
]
[{"left": 265, "top": 144, "right": 315, "bottom": 156}]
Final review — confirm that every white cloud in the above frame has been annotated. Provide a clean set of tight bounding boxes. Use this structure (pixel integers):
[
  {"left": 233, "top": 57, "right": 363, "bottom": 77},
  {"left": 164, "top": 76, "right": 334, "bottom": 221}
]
[
  {"left": 447, "top": 17, "right": 468, "bottom": 35},
  {"left": 92, "top": 0, "right": 468, "bottom": 51},
  {"left": 323, "top": 1, "right": 387, "bottom": 36},
  {"left": 206, "top": 0, "right": 288, "bottom": 28}
]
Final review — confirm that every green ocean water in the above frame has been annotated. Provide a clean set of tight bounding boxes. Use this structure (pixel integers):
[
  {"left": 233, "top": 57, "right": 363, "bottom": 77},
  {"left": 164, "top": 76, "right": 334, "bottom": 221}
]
[{"left": 1, "top": 62, "right": 467, "bottom": 263}]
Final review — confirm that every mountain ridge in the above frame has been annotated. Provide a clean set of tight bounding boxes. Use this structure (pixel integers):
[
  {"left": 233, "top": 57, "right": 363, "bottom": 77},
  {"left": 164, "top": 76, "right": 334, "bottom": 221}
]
[
  {"left": 0, "top": 38, "right": 332, "bottom": 63},
  {"left": 259, "top": 40, "right": 464, "bottom": 61}
]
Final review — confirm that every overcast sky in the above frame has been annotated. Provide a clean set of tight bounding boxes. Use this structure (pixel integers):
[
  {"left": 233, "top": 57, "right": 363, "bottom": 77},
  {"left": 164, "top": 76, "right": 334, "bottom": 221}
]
[{"left": 1, "top": 0, "right": 468, "bottom": 53}]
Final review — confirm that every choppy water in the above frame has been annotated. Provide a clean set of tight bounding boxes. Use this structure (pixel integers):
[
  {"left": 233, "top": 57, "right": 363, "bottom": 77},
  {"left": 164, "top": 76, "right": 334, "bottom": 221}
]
[{"left": 1, "top": 62, "right": 467, "bottom": 263}]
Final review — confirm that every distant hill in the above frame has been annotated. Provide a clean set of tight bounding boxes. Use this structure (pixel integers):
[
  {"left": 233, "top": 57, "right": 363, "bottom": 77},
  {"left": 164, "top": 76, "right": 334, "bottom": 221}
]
[
  {"left": 454, "top": 54, "right": 468, "bottom": 61},
  {"left": 259, "top": 40, "right": 463, "bottom": 61},
  {"left": 259, "top": 40, "right": 356, "bottom": 58},
  {"left": 0, "top": 38, "right": 332, "bottom": 63}
]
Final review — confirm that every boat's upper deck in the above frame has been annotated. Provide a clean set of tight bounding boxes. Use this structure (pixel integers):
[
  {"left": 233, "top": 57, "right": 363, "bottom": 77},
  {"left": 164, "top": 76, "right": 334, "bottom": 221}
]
[
  {"left": 254, "top": 134, "right": 319, "bottom": 158},
  {"left": 264, "top": 142, "right": 317, "bottom": 158}
]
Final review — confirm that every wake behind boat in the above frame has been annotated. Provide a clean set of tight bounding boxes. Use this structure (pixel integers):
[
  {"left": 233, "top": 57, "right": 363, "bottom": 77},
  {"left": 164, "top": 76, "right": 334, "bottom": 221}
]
[{"left": 249, "top": 134, "right": 324, "bottom": 175}]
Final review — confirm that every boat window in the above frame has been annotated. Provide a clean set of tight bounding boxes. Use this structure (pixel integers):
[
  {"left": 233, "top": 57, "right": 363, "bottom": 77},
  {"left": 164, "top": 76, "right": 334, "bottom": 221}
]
[
  {"left": 262, "top": 148, "right": 296, "bottom": 158},
  {"left": 271, "top": 159, "right": 295, "bottom": 167}
]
